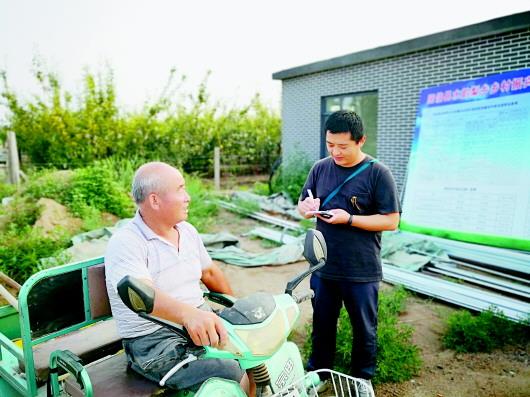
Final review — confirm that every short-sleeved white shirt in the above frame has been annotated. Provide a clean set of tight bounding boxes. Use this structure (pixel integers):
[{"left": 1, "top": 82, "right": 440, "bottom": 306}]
[{"left": 105, "top": 211, "right": 212, "bottom": 338}]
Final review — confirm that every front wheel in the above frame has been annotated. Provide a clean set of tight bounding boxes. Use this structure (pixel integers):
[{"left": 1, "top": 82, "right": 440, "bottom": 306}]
[{"left": 190, "top": 377, "right": 247, "bottom": 397}]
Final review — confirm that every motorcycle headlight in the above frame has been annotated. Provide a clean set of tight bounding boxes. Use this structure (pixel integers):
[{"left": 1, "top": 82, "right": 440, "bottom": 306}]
[{"left": 234, "top": 311, "right": 287, "bottom": 356}]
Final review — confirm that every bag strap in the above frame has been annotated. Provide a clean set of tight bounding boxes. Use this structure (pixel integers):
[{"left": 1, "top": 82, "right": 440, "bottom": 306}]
[{"left": 321, "top": 159, "right": 378, "bottom": 208}]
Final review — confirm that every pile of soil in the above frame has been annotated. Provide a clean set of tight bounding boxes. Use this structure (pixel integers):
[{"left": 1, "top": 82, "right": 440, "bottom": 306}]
[{"left": 34, "top": 198, "right": 83, "bottom": 234}]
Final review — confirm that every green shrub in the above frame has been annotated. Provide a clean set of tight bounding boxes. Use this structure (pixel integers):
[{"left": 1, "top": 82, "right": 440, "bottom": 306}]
[
  {"left": 23, "top": 164, "right": 134, "bottom": 218},
  {"left": 252, "top": 181, "right": 270, "bottom": 196},
  {"left": 374, "top": 288, "right": 422, "bottom": 383},
  {"left": 271, "top": 151, "right": 313, "bottom": 202},
  {"left": 185, "top": 174, "right": 218, "bottom": 233},
  {"left": 442, "top": 308, "right": 530, "bottom": 353},
  {"left": 0, "top": 175, "right": 73, "bottom": 283},
  {"left": 0, "top": 226, "right": 70, "bottom": 283},
  {"left": 1, "top": 66, "right": 281, "bottom": 174},
  {"left": 23, "top": 169, "right": 73, "bottom": 202},
  {"left": 1, "top": 68, "right": 121, "bottom": 168},
  {"left": 0, "top": 197, "right": 42, "bottom": 231},
  {"left": 75, "top": 203, "right": 106, "bottom": 231},
  {"left": 0, "top": 182, "right": 16, "bottom": 200},
  {"left": 231, "top": 198, "right": 261, "bottom": 215},
  {"left": 65, "top": 165, "right": 134, "bottom": 218},
  {"left": 303, "top": 286, "right": 422, "bottom": 384},
  {"left": 97, "top": 156, "right": 145, "bottom": 192}
]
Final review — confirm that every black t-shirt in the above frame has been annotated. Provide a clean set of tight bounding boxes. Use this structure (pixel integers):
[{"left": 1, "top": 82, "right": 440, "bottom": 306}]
[{"left": 300, "top": 155, "right": 401, "bottom": 282}]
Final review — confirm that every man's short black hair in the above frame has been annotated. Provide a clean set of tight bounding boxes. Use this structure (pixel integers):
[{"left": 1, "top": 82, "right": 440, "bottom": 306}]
[{"left": 325, "top": 110, "right": 364, "bottom": 142}]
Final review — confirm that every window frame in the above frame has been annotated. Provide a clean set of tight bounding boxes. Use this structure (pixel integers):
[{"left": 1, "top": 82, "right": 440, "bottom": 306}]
[{"left": 320, "top": 91, "right": 378, "bottom": 158}]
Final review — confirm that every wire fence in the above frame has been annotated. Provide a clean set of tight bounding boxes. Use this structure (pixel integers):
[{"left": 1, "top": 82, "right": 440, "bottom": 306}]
[{"left": 181, "top": 153, "right": 276, "bottom": 177}]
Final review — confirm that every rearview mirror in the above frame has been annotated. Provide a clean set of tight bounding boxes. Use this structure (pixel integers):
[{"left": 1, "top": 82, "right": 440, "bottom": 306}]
[
  {"left": 117, "top": 276, "right": 155, "bottom": 314},
  {"left": 285, "top": 230, "right": 327, "bottom": 295},
  {"left": 303, "top": 229, "right": 327, "bottom": 267}
]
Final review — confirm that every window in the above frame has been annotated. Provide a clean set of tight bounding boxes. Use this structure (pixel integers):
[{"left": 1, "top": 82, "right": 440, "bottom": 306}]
[{"left": 321, "top": 92, "right": 378, "bottom": 158}]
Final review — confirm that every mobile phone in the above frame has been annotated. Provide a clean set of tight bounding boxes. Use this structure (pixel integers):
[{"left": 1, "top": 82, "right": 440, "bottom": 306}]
[{"left": 306, "top": 210, "right": 333, "bottom": 219}]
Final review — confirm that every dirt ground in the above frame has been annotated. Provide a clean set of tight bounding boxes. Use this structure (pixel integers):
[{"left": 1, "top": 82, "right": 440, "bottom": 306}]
[
  {"left": 1, "top": 201, "right": 528, "bottom": 397},
  {"left": 211, "top": 209, "right": 530, "bottom": 397}
]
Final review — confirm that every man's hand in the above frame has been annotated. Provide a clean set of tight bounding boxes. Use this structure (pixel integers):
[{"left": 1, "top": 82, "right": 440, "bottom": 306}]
[
  {"left": 316, "top": 208, "right": 349, "bottom": 224},
  {"left": 183, "top": 307, "right": 228, "bottom": 348},
  {"left": 298, "top": 196, "right": 321, "bottom": 219},
  {"left": 149, "top": 283, "right": 230, "bottom": 349}
]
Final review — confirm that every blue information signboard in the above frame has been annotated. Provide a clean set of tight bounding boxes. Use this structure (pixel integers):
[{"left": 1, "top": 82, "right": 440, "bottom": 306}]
[{"left": 401, "top": 68, "right": 530, "bottom": 251}]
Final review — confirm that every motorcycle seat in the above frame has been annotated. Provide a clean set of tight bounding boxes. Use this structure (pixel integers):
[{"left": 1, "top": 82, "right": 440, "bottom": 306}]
[{"left": 27, "top": 318, "right": 122, "bottom": 385}]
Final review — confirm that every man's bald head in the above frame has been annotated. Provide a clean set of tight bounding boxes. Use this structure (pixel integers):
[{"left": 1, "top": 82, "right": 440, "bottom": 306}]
[{"left": 132, "top": 162, "right": 182, "bottom": 204}]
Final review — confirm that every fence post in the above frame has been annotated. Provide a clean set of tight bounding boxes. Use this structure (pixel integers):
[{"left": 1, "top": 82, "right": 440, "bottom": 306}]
[
  {"left": 214, "top": 147, "right": 221, "bottom": 190},
  {"left": 7, "top": 131, "right": 20, "bottom": 185}
]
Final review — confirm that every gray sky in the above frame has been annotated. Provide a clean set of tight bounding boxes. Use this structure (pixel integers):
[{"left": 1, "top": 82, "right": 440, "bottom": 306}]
[{"left": 1, "top": 1, "right": 529, "bottom": 116}]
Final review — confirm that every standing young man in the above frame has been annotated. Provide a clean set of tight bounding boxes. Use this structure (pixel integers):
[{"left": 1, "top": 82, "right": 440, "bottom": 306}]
[{"left": 298, "top": 110, "right": 401, "bottom": 393}]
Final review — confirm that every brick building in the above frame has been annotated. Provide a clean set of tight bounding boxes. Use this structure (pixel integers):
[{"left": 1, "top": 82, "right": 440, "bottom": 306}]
[{"left": 272, "top": 11, "right": 530, "bottom": 194}]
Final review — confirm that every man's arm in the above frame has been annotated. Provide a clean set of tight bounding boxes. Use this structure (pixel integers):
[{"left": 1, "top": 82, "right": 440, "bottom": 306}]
[
  {"left": 316, "top": 210, "right": 399, "bottom": 231},
  {"left": 142, "top": 278, "right": 228, "bottom": 348},
  {"left": 201, "top": 262, "right": 234, "bottom": 295},
  {"left": 349, "top": 212, "right": 400, "bottom": 231}
]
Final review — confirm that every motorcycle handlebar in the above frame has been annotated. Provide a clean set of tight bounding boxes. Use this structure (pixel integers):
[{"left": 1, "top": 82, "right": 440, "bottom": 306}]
[{"left": 293, "top": 290, "right": 314, "bottom": 303}]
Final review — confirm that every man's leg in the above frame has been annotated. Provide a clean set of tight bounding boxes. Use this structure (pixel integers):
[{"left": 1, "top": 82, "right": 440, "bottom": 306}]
[
  {"left": 123, "top": 328, "right": 244, "bottom": 391},
  {"left": 306, "top": 274, "right": 342, "bottom": 373},
  {"left": 341, "top": 281, "right": 379, "bottom": 380}
]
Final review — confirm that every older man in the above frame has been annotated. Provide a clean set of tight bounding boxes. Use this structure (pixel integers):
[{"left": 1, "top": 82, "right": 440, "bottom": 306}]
[{"left": 105, "top": 162, "right": 250, "bottom": 393}]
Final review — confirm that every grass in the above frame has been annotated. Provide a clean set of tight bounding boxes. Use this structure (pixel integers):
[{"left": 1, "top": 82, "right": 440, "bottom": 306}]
[
  {"left": 0, "top": 182, "right": 16, "bottom": 200},
  {"left": 302, "top": 286, "right": 422, "bottom": 384},
  {"left": 0, "top": 226, "right": 70, "bottom": 283},
  {"left": 252, "top": 181, "right": 270, "bottom": 196},
  {"left": 186, "top": 175, "right": 219, "bottom": 232},
  {"left": 442, "top": 307, "right": 530, "bottom": 353},
  {"left": 271, "top": 151, "right": 313, "bottom": 202},
  {"left": 248, "top": 235, "right": 283, "bottom": 248},
  {"left": 231, "top": 198, "right": 261, "bottom": 215}
]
